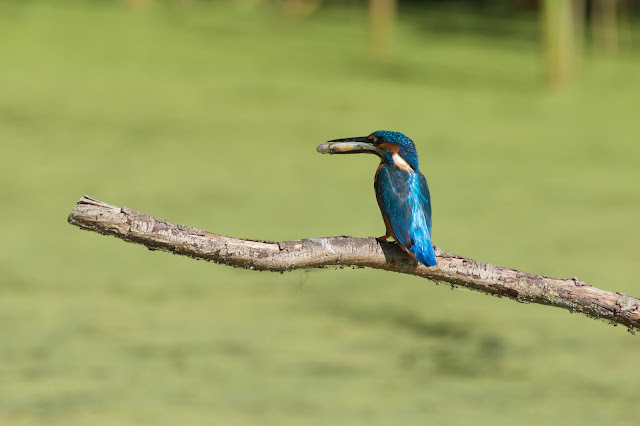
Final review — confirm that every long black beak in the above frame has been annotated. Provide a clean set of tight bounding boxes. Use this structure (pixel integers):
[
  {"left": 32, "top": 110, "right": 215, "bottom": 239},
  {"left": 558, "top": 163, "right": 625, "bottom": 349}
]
[{"left": 316, "top": 136, "right": 380, "bottom": 155}]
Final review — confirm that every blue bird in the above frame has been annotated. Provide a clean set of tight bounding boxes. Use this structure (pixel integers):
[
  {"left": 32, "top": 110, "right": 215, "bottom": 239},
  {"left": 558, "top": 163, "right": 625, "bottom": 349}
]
[{"left": 317, "top": 130, "right": 436, "bottom": 266}]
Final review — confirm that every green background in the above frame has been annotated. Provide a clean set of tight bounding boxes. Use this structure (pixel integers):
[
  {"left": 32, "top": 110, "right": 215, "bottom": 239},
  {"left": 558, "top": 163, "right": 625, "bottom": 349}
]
[{"left": 1, "top": 1, "right": 639, "bottom": 424}]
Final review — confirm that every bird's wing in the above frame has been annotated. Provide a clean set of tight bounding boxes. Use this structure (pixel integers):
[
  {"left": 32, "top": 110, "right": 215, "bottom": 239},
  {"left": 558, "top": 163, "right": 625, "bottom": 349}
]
[
  {"left": 376, "top": 166, "right": 436, "bottom": 266},
  {"left": 417, "top": 172, "right": 432, "bottom": 233}
]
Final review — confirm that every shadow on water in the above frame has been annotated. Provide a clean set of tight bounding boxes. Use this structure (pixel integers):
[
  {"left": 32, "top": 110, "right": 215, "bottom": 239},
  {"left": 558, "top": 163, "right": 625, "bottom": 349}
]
[
  {"left": 347, "top": 58, "right": 538, "bottom": 94},
  {"left": 328, "top": 304, "right": 508, "bottom": 377},
  {"left": 328, "top": 304, "right": 468, "bottom": 339},
  {"left": 403, "top": 4, "right": 540, "bottom": 42}
]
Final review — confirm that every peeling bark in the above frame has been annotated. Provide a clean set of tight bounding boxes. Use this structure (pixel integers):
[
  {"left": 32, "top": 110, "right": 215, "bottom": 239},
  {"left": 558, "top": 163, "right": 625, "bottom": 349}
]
[{"left": 68, "top": 195, "right": 640, "bottom": 332}]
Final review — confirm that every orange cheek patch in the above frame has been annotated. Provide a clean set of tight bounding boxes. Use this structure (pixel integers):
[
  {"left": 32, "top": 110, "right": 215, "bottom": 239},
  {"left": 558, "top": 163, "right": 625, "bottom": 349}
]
[{"left": 379, "top": 143, "right": 399, "bottom": 153}]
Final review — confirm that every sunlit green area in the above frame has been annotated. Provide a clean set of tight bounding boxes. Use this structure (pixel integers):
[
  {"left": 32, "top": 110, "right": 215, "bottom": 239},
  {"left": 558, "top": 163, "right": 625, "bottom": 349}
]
[{"left": 1, "top": 1, "right": 639, "bottom": 424}]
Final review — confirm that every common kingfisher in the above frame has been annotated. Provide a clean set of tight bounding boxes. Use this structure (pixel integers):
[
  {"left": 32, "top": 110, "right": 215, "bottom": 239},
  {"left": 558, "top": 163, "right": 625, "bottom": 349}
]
[{"left": 317, "top": 130, "right": 437, "bottom": 267}]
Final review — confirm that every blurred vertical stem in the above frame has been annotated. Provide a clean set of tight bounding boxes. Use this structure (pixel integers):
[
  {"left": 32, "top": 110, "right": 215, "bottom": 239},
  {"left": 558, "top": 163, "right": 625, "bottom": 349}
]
[
  {"left": 369, "top": 0, "right": 397, "bottom": 60},
  {"left": 573, "top": 0, "right": 586, "bottom": 65},
  {"left": 541, "top": 0, "right": 575, "bottom": 88},
  {"left": 591, "top": 0, "right": 619, "bottom": 55}
]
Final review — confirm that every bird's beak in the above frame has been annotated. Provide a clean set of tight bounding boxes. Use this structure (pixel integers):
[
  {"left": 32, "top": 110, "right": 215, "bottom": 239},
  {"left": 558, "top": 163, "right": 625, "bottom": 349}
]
[{"left": 317, "top": 137, "right": 380, "bottom": 155}]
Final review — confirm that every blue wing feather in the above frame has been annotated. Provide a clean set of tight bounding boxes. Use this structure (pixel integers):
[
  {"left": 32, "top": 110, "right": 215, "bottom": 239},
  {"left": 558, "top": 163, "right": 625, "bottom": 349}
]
[{"left": 376, "top": 166, "right": 436, "bottom": 266}]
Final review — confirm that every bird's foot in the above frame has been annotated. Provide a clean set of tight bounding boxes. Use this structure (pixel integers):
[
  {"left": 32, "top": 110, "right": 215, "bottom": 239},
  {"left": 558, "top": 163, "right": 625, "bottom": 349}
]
[{"left": 377, "top": 235, "right": 392, "bottom": 243}]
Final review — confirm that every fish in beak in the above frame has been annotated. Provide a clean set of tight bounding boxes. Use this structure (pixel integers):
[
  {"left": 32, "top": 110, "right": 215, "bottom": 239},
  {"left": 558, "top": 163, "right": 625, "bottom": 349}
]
[{"left": 316, "top": 136, "right": 381, "bottom": 155}]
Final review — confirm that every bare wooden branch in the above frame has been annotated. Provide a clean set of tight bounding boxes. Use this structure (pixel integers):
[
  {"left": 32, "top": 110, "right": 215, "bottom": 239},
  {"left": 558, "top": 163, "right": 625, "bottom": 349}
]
[{"left": 68, "top": 195, "right": 640, "bottom": 332}]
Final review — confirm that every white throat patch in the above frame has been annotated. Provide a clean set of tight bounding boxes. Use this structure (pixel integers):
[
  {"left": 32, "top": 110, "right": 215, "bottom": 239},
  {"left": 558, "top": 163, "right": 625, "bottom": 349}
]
[{"left": 392, "top": 153, "right": 414, "bottom": 173}]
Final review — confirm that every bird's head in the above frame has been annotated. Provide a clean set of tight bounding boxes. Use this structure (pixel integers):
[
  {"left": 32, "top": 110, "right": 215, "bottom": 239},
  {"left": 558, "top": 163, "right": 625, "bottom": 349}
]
[{"left": 317, "top": 130, "right": 419, "bottom": 172}]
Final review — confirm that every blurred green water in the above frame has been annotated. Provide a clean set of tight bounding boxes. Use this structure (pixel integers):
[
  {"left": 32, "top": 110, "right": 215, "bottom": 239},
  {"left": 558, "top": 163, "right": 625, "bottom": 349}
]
[{"left": 1, "top": 1, "right": 639, "bottom": 425}]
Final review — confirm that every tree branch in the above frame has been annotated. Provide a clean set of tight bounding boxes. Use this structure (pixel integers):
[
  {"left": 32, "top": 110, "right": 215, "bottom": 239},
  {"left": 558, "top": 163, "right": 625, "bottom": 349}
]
[{"left": 68, "top": 195, "right": 640, "bottom": 332}]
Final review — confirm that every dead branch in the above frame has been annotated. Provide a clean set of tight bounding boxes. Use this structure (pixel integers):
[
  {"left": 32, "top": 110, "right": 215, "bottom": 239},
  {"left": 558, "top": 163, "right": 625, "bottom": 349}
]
[{"left": 68, "top": 195, "right": 640, "bottom": 332}]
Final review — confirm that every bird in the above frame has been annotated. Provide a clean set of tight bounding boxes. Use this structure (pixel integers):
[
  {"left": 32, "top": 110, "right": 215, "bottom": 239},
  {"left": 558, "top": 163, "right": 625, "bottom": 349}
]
[{"left": 317, "top": 130, "right": 437, "bottom": 267}]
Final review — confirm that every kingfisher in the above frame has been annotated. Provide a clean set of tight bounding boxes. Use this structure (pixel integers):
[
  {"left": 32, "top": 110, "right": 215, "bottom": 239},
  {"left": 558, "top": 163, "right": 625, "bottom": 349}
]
[{"left": 317, "top": 130, "right": 437, "bottom": 266}]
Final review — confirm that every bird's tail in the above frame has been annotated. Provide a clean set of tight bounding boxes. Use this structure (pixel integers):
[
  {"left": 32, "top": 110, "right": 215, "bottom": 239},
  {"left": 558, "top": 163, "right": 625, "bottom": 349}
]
[
  {"left": 408, "top": 196, "right": 437, "bottom": 267},
  {"left": 411, "top": 241, "right": 437, "bottom": 267}
]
